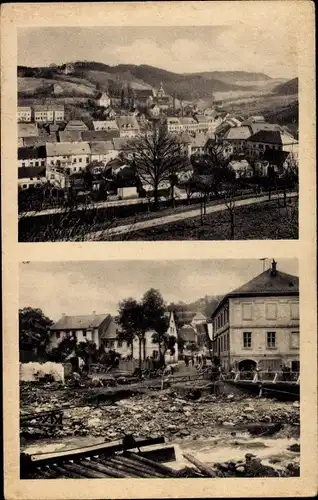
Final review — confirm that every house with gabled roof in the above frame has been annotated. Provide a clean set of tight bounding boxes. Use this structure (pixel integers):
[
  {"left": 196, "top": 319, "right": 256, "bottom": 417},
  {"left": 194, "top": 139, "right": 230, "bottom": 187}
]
[
  {"left": 246, "top": 130, "right": 298, "bottom": 159},
  {"left": 211, "top": 260, "right": 299, "bottom": 372}
]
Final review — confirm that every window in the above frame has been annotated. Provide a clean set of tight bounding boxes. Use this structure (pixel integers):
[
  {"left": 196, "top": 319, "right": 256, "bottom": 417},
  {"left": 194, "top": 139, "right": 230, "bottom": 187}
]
[
  {"left": 79, "top": 158, "right": 82, "bottom": 163},
  {"left": 73, "top": 158, "right": 77, "bottom": 163},
  {"left": 117, "top": 340, "right": 123, "bottom": 348},
  {"left": 267, "top": 331, "right": 276, "bottom": 348},
  {"left": 50, "top": 174, "right": 55, "bottom": 179},
  {"left": 56, "top": 332, "right": 61, "bottom": 339},
  {"left": 83, "top": 331, "right": 87, "bottom": 337},
  {"left": 86, "top": 157, "right": 89, "bottom": 163},
  {"left": 266, "top": 303, "right": 277, "bottom": 320},
  {"left": 22, "top": 162, "right": 25, "bottom": 167},
  {"left": 22, "top": 184, "right": 27, "bottom": 189},
  {"left": 35, "top": 161, "right": 39, "bottom": 167},
  {"left": 290, "top": 331, "right": 299, "bottom": 349},
  {"left": 243, "top": 332, "right": 252, "bottom": 348},
  {"left": 41, "top": 161, "right": 45, "bottom": 166},
  {"left": 290, "top": 302, "right": 299, "bottom": 320},
  {"left": 242, "top": 303, "right": 252, "bottom": 320}
]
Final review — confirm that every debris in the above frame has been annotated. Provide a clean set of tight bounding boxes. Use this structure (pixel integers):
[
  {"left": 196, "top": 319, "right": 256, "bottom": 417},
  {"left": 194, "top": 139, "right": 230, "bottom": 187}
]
[{"left": 183, "top": 453, "right": 217, "bottom": 477}]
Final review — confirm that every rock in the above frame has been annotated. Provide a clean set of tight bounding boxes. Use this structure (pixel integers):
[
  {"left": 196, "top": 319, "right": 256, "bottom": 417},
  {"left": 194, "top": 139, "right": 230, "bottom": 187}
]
[
  {"left": 243, "top": 406, "right": 254, "bottom": 412},
  {"left": 292, "top": 401, "right": 300, "bottom": 408},
  {"left": 222, "top": 421, "right": 235, "bottom": 427},
  {"left": 227, "top": 394, "right": 234, "bottom": 400},
  {"left": 87, "top": 417, "right": 101, "bottom": 427}
]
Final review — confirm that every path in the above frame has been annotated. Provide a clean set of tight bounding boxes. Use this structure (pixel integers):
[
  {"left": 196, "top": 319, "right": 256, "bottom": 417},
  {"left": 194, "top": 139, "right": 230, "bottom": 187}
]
[{"left": 85, "top": 192, "right": 297, "bottom": 240}]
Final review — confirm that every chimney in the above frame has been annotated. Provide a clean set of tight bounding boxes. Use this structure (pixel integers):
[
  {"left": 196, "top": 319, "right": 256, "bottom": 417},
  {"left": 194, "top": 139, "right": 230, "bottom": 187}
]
[{"left": 271, "top": 259, "right": 277, "bottom": 276}]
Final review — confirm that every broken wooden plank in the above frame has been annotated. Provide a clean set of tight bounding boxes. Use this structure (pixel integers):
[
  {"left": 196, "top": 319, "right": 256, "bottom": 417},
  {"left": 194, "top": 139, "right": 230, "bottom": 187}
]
[
  {"left": 125, "top": 451, "right": 179, "bottom": 477},
  {"left": 183, "top": 453, "right": 217, "bottom": 477}
]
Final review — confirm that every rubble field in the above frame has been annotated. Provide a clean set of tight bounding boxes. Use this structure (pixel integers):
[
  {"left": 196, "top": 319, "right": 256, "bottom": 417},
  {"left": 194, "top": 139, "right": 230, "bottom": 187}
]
[{"left": 20, "top": 383, "right": 300, "bottom": 477}]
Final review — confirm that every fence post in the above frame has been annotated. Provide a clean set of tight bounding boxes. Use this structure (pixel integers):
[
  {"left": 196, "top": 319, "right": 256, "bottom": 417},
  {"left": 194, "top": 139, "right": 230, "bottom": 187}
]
[
  {"left": 273, "top": 372, "right": 278, "bottom": 384},
  {"left": 253, "top": 372, "right": 258, "bottom": 383},
  {"left": 234, "top": 372, "right": 240, "bottom": 382},
  {"left": 296, "top": 374, "right": 300, "bottom": 385}
]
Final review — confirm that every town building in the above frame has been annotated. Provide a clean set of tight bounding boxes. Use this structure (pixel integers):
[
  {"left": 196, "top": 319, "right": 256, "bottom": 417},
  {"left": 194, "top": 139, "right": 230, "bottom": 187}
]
[
  {"left": 49, "top": 313, "right": 115, "bottom": 350},
  {"left": 154, "top": 83, "right": 170, "bottom": 110},
  {"left": 49, "top": 311, "right": 178, "bottom": 362},
  {"left": 17, "top": 106, "right": 32, "bottom": 123},
  {"left": 22, "top": 134, "right": 57, "bottom": 148},
  {"left": 228, "top": 158, "right": 253, "bottom": 178},
  {"left": 64, "top": 120, "right": 88, "bottom": 132},
  {"left": 211, "top": 260, "right": 299, "bottom": 372},
  {"left": 45, "top": 142, "right": 91, "bottom": 172},
  {"left": 89, "top": 140, "right": 119, "bottom": 164},
  {"left": 93, "top": 120, "right": 119, "bottom": 132},
  {"left": 96, "top": 92, "right": 112, "bottom": 108},
  {"left": 255, "top": 149, "right": 298, "bottom": 177},
  {"left": 18, "top": 166, "right": 46, "bottom": 190},
  {"left": 116, "top": 116, "right": 140, "bottom": 138},
  {"left": 222, "top": 126, "right": 252, "bottom": 154},
  {"left": 18, "top": 146, "right": 46, "bottom": 168},
  {"left": 82, "top": 130, "right": 120, "bottom": 142},
  {"left": 18, "top": 123, "right": 39, "bottom": 139},
  {"left": 246, "top": 130, "right": 299, "bottom": 159},
  {"left": 33, "top": 104, "right": 65, "bottom": 123},
  {"left": 58, "top": 130, "right": 82, "bottom": 143}
]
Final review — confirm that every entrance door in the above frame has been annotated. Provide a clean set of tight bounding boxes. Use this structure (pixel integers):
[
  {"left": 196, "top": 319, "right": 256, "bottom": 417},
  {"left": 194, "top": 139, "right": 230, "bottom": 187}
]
[
  {"left": 238, "top": 359, "right": 257, "bottom": 371},
  {"left": 291, "top": 360, "right": 300, "bottom": 372}
]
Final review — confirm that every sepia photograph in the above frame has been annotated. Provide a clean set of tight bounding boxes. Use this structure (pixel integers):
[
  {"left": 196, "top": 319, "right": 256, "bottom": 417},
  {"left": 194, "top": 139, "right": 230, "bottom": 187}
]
[
  {"left": 17, "top": 23, "right": 299, "bottom": 242},
  {"left": 19, "top": 258, "right": 301, "bottom": 479}
]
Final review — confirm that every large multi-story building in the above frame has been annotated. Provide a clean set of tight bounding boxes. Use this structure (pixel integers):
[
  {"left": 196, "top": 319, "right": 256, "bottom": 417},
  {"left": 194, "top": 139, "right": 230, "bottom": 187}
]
[
  {"left": 45, "top": 142, "right": 91, "bottom": 172},
  {"left": 17, "top": 106, "right": 32, "bottom": 123},
  {"left": 33, "top": 104, "right": 65, "bottom": 123},
  {"left": 211, "top": 260, "right": 299, "bottom": 372},
  {"left": 245, "top": 130, "right": 299, "bottom": 160}
]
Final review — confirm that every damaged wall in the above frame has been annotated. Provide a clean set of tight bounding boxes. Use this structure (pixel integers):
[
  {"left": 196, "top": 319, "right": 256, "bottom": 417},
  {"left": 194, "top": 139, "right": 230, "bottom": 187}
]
[{"left": 19, "top": 362, "right": 65, "bottom": 383}]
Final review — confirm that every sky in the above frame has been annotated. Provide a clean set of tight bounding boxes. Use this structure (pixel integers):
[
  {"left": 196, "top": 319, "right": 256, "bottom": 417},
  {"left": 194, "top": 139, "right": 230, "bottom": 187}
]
[
  {"left": 19, "top": 259, "right": 298, "bottom": 321},
  {"left": 18, "top": 25, "right": 297, "bottom": 79}
]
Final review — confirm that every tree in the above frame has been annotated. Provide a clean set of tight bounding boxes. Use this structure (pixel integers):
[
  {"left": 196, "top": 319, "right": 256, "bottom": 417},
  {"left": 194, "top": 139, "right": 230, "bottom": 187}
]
[
  {"left": 117, "top": 298, "right": 148, "bottom": 370},
  {"left": 222, "top": 178, "right": 238, "bottom": 240},
  {"left": 142, "top": 289, "right": 171, "bottom": 366},
  {"left": 19, "top": 307, "right": 53, "bottom": 360},
  {"left": 124, "top": 128, "right": 189, "bottom": 209}
]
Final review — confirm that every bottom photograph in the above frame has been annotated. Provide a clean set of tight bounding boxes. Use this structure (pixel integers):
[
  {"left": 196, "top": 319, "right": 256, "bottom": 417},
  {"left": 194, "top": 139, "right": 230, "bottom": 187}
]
[{"left": 19, "top": 258, "right": 300, "bottom": 479}]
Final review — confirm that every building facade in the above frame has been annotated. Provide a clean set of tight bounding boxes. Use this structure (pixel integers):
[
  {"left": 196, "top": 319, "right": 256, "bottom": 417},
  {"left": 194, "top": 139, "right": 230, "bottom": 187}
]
[
  {"left": 211, "top": 261, "right": 299, "bottom": 372},
  {"left": 17, "top": 106, "right": 32, "bottom": 123},
  {"left": 33, "top": 105, "right": 65, "bottom": 123}
]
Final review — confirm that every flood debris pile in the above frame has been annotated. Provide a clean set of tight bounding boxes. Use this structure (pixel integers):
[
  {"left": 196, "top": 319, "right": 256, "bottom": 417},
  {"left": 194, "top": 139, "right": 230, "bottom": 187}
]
[{"left": 20, "top": 385, "right": 300, "bottom": 442}]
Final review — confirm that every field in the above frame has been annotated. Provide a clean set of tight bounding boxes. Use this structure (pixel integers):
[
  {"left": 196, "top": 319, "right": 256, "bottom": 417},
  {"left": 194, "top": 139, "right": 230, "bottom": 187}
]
[
  {"left": 111, "top": 199, "right": 298, "bottom": 241},
  {"left": 18, "top": 77, "right": 97, "bottom": 97}
]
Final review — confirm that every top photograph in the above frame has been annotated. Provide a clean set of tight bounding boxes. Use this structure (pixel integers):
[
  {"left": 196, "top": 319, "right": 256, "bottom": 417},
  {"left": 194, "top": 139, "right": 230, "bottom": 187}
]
[{"left": 17, "top": 25, "right": 298, "bottom": 242}]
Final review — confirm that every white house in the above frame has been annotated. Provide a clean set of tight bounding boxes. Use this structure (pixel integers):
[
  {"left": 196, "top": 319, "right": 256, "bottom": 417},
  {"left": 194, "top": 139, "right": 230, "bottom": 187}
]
[
  {"left": 89, "top": 140, "right": 119, "bottom": 164},
  {"left": 116, "top": 116, "right": 140, "bottom": 138},
  {"left": 93, "top": 120, "right": 119, "bottom": 132},
  {"left": 18, "top": 166, "right": 47, "bottom": 190},
  {"left": 32, "top": 104, "right": 64, "bottom": 123},
  {"left": 45, "top": 142, "right": 91, "bottom": 173},
  {"left": 246, "top": 130, "right": 299, "bottom": 160},
  {"left": 17, "top": 106, "right": 32, "bottom": 123}
]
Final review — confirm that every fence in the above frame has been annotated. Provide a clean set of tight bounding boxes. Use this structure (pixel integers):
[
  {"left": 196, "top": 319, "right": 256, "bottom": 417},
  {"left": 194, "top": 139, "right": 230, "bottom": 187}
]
[{"left": 225, "top": 370, "right": 300, "bottom": 385}]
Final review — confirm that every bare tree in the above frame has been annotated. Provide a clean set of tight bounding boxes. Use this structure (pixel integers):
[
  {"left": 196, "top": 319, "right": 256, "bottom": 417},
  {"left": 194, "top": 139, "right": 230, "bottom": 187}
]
[
  {"left": 124, "top": 128, "right": 189, "bottom": 210},
  {"left": 222, "top": 179, "right": 238, "bottom": 240}
]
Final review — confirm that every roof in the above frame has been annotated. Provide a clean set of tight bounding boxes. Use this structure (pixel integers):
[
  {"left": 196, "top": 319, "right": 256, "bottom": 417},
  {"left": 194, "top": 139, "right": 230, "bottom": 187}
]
[
  {"left": 211, "top": 267, "right": 299, "bottom": 318},
  {"left": 190, "top": 133, "right": 210, "bottom": 148},
  {"left": 179, "top": 117, "right": 197, "bottom": 125},
  {"left": 116, "top": 116, "right": 140, "bottom": 129},
  {"left": 112, "top": 137, "right": 135, "bottom": 151},
  {"left": 223, "top": 126, "right": 252, "bottom": 140},
  {"left": 93, "top": 121, "right": 119, "bottom": 131},
  {"left": 89, "top": 141, "right": 115, "bottom": 155},
  {"left": 248, "top": 130, "right": 298, "bottom": 145},
  {"left": 248, "top": 123, "right": 283, "bottom": 134},
  {"left": 18, "top": 166, "right": 46, "bottom": 179},
  {"left": 46, "top": 141, "right": 91, "bottom": 157},
  {"left": 33, "top": 104, "right": 64, "bottom": 111},
  {"left": 23, "top": 135, "right": 57, "bottom": 147},
  {"left": 58, "top": 130, "right": 82, "bottom": 143},
  {"left": 249, "top": 115, "right": 265, "bottom": 122},
  {"left": 18, "top": 123, "right": 38, "bottom": 138},
  {"left": 192, "top": 312, "right": 207, "bottom": 322},
  {"left": 82, "top": 130, "right": 120, "bottom": 142},
  {"left": 18, "top": 106, "right": 31, "bottom": 112},
  {"left": 51, "top": 313, "right": 111, "bottom": 331},
  {"left": 261, "top": 149, "right": 290, "bottom": 169},
  {"left": 18, "top": 146, "right": 45, "bottom": 160},
  {"left": 64, "top": 120, "right": 88, "bottom": 131},
  {"left": 194, "top": 115, "right": 215, "bottom": 123}
]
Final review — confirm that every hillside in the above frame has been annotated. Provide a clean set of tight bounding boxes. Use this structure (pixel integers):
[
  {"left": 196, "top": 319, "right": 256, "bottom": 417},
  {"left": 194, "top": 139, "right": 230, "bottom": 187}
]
[
  {"left": 17, "top": 62, "right": 257, "bottom": 101},
  {"left": 189, "top": 71, "right": 272, "bottom": 85},
  {"left": 168, "top": 295, "right": 223, "bottom": 321},
  {"left": 273, "top": 78, "right": 298, "bottom": 95}
]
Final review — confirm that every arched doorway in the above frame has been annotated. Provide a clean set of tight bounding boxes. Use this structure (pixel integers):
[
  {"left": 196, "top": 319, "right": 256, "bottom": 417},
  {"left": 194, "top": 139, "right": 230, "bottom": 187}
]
[{"left": 238, "top": 359, "right": 257, "bottom": 372}]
